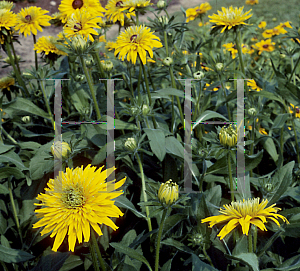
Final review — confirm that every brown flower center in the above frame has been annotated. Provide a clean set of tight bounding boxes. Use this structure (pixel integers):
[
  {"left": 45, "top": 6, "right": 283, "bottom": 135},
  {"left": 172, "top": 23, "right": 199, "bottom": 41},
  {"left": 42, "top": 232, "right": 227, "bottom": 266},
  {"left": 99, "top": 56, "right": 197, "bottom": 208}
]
[
  {"left": 263, "top": 44, "right": 269, "bottom": 48},
  {"left": 296, "top": 108, "right": 300, "bottom": 114},
  {"left": 116, "top": 1, "right": 123, "bottom": 7},
  {"left": 72, "top": 0, "right": 83, "bottom": 9},
  {"left": 25, "top": 15, "right": 31, "bottom": 21},
  {"left": 130, "top": 34, "right": 138, "bottom": 42},
  {"left": 74, "top": 23, "right": 82, "bottom": 31}
]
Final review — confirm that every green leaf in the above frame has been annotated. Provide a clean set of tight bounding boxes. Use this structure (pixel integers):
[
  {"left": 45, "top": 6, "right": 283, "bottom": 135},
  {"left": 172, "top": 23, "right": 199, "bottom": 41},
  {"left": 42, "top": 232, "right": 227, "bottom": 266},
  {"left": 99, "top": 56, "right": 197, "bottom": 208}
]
[
  {"left": 161, "top": 259, "right": 172, "bottom": 271},
  {"left": 29, "top": 150, "right": 53, "bottom": 180},
  {"left": 226, "top": 253, "right": 259, "bottom": 271},
  {"left": 0, "top": 144, "right": 14, "bottom": 154},
  {"left": 261, "top": 137, "right": 278, "bottom": 163},
  {"left": 267, "top": 161, "right": 294, "bottom": 206},
  {"left": 192, "top": 254, "right": 219, "bottom": 271},
  {"left": 2, "top": 97, "right": 51, "bottom": 119},
  {"left": 0, "top": 150, "right": 27, "bottom": 170},
  {"left": 0, "top": 184, "right": 9, "bottom": 195},
  {"left": 115, "top": 119, "right": 138, "bottom": 130},
  {"left": 206, "top": 158, "right": 228, "bottom": 175},
  {"left": 275, "top": 254, "right": 300, "bottom": 271},
  {"left": 152, "top": 88, "right": 187, "bottom": 100},
  {"left": 18, "top": 142, "right": 41, "bottom": 150},
  {"left": 92, "top": 144, "right": 107, "bottom": 165},
  {"left": 271, "top": 114, "right": 290, "bottom": 130},
  {"left": 110, "top": 243, "right": 152, "bottom": 271},
  {"left": 165, "top": 136, "right": 184, "bottom": 159},
  {"left": 59, "top": 255, "right": 83, "bottom": 271},
  {"left": 115, "top": 196, "right": 146, "bottom": 218},
  {"left": 144, "top": 128, "right": 166, "bottom": 161},
  {"left": 193, "top": 110, "right": 228, "bottom": 130},
  {"left": 162, "top": 214, "right": 185, "bottom": 238},
  {"left": 0, "top": 244, "right": 34, "bottom": 263},
  {"left": 30, "top": 252, "right": 70, "bottom": 271},
  {"left": 250, "top": 90, "right": 284, "bottom": 105},
  {"left": 0, "top": 167, "right": 25, "bottom": 180},
  {"left": 245, "top": 150, "right": 264, "bottom": 172},
  {"left": 161, "top": 238, "right": 194, "bottom": 255},
  {"left": 69, "top": 84, "right": 90, "bottom": 114}
]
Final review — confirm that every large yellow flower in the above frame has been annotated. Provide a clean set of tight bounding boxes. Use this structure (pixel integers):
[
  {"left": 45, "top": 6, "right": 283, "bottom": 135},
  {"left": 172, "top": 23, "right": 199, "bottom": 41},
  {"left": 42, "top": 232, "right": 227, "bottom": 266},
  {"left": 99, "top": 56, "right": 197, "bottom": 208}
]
[
  {"left": 186, "top": 3, "right": 212, "bottom": 22},
  {"left": 208, "top": 6, "right": 252, "bottom": 33},
  {"left": 34, "top": 36, "right": 68, "bottom": 56},
  {"left": 0, "top": 8, "right": 17, "bottom": 31},
  {"left": 32, "top": 165, "right": 126, "bottom": 252},
  {"left": 63, "top": 9, "right": 101, "bottom": 42},
  {"left": 253, "top": 39, "right": 275, "bottom": 55},
  {"left": 124, "top": 0, "right": 152, "bottom": 13},
  {"left": 0, "top": 76, "right": 15, "bottom": 91},
  {"left": 15, "top": 6, "right": 51, "bottom": 37},
  {"left": 105, "top": 0, "right": 135, "bottom": 26},
  {"left": 114, "top": 25, "right": 163, "bottom": 65},
  {"left": 202, "top": 198, "right": 289, "bottom": 240},
  {"left": 0, "top": 1, "right": 14, "bottom": 11},
  {"left": 247, "top": 79, "right": 262, "bottom": 91},
  {"left": 59, "top": 0, "right": 106, "bottom": 22}
]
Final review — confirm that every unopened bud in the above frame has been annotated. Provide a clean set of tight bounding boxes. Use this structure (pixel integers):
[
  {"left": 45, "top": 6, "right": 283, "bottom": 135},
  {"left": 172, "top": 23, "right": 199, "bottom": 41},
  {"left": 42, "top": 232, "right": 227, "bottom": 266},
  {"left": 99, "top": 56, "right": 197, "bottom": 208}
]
[
  {"left": 102, "top": 60, "right": 114, "bottom": 71},
  {"left": 85, "top": 59, "right": 93, "bottom": 68},
  {"left": 142, "top": 104, "right": 150, "bottom": 116},
  {"left": 51, "top": 141, "right": 71, "bottom": 159},
  {"left": 163, "top": 57, "right": 173, "bottom": 66},
  {"left": 158, "top": 179, "right": 179, "bottom": 206},
  {"left": 157, "top": 0, "right": 166, "bottom": 8},
  {"left": 280, "top": 54, "right": 286, "bottom": 59},
  {"left": 193, "top": 71, "right": 205, "bottom": 79},
  {"left": 158, "top": 16, "right": 169, "bottom": 25},
  {"left": 21, "top": 116, "right": 31, "bottom": 124},
  {"left": 264, "top": 183, "right": 273, "bottom": 193},
  {"left": 75, "top": 74, "right": 85, "bottom": 82},
  {"left": 248, "top": 108, "right": 257, "bottom": 116},
  {"left": 216, "top": 63, "right": 223, "bottom": 71},
  {"left": 219, "top": 124, "right": 237, "bottom": 148},
  {"left": 124, "top": 137, "right": 137, "bottom": 151}
]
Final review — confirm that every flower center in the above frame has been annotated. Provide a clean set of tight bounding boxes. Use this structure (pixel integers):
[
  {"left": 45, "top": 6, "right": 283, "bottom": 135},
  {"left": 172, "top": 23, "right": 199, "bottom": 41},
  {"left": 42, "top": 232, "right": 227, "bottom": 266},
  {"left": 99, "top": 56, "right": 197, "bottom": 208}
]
[
  {"left": 263, "top": 44, "right": 269, "bottom": 48},
  {"left": 25, "top": 15, "right": 31, "bottom": 21},
  {"left": 74, "top": 23, "right": 82, "bottom": 31},
  {"left": 296, "top": 108, "right": 300, "bottom": 114},
  {"left": 116, "top": 1, "right": 123, "bottom": 7},
  {"left": 72, "top": 0, "right": 83, "bottom": 9},
  {"left": 130, "top": 34, "right": 138, "bottom": 42},
  {"left": 63, "top": 188, "right": 85, "bottom": 208}
]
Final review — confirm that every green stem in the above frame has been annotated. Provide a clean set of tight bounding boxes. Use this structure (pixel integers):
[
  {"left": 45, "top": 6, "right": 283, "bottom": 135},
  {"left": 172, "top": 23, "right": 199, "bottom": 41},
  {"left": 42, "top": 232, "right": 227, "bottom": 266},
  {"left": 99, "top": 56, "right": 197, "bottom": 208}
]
[
  {"left": 164, "top": 31, "right": 169, "bottom": 56},
  {"left": 33, "top": 35, "right": 38, "bottom": 70},
  {"left": 235, "top": 32, "right": 245, "bottom": 75},
  {"left": 0, "top": 126, "right": 18, "bottom": 145},
  {"left": 249, "top": 117, "right": 256, "bottom": 177},
  {"left": 292, "top": 113, "right": 300, "bottom": 164},
  {"left": 40, "top": 80, "right": 55, "bottom": 130},
  {"left": 136, "top": 11, "right": 139, "bottom": 26},
  {"left": 10, "top": 41, "right": 21, "bottom": 74},
  {"left": 89, "top": 233, "right": 100, "bottom": 271},
  {"left": 91, "top": 230, "right": 106, "bottom": 271},
  {"left": 253, "top": 226, "right": 257, "bottom": 253},
  {"left": 203, "top": 245, "right": 214, "bottom": 267},
  {"left": 171, "top": 96, "right": 174, "bottom": 133},
  {"left": 288, "top": 54, "right": 300, "bottom": 83},
  {"left": 155, "top": 208, "right": 168, "bottom": 271},
  {"left": 136, "top": 153, "right": 152, "bottom": 232},
  {"left": 137, "top": 62, "right": 143, "bottom": 105},
  {"left": 92, "top": 51, "right": 106, "bottom": 86},
  {"left": 291, "top": 57, "right": 296, "bottom": 85},
  {"left": 280, "top": 127, "right": 284, "bottom": 158},
  {"left": 220, "top": 78, "right": 231, "bottom": 121},
  {"left": 248, "top": 229, "right": 253, "bottom": 253},
  {"left": 227, "top": 151, "right": 235, "bottom": 202},
  {"left": 80, "top": 56, "right": 101, "bottom": 120},
  {"left": 5, "top": 42, "right": 29, "bottom": 97}
]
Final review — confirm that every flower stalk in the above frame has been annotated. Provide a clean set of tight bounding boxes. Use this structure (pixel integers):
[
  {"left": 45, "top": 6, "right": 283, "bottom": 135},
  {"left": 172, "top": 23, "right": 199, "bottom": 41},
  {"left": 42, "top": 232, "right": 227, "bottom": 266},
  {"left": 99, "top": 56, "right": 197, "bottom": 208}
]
[
  {"left": 40, "top": 80, "right": 55, "bottom": 130},
  {"left": 227, "top": 151, "right": 235, "bottom": 202},
  {"left": 91, "top": 230, "right": 106, "bottom": 271},
  {"left": 33, "top": 34, "right": 38, "bottom": 70},
  {"left": 155, "top": 208, "right": 168, "bottom": 271}
]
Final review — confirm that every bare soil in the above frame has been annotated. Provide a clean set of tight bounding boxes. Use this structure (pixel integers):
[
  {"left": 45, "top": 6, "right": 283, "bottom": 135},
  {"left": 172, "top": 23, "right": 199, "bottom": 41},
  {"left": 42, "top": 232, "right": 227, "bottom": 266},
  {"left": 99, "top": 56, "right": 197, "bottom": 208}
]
[{"left": 1, "top": 0, "right": 206, "bottom": 76}]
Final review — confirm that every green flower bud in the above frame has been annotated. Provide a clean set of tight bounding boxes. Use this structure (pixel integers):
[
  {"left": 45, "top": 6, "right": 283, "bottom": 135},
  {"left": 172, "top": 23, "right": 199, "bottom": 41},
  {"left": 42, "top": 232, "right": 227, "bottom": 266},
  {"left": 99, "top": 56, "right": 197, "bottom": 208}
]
[
  {"left": 157, "top": 0, "right": 166, "bottom": 8},
  {"left": 193, "top": 71, "right": 205, "bottom": 80},
  {"left": 85, "top": 58, "right": 93, "bottom": 68},
  {"left": 75, "top": 74, "right": 85, "bottom": 82},
  {"left": 51, "top": 141, "right": 71, "bottom": 159},
  {"left": 102, "top": 60, "right": 114, "bottom": 71},
  {"left": 219, "top": 124, "right": 237, "bottom": 147},
  {"left": 264, "top": 183, "right": 273, "bottom": 193},
  {"left": 158, "top": 179, "right": 179, "bottom": 206},
  {"left": 21, "top": 116, "right": 31, "bottom": 124},
  {"left": 142, "top": 104, "right": 150, "bottom": 116},
  {"left": 280, "top": 54, "right": 286, "bottom": 59},
  {"left": 124, "top": 137, "right": 137, "bottom": 151},
  {"left": 130, "top": 106, "right": 139, "bottom": 115},
  {"left": 191, "top": 233, "right": 204, "bottom": 246},
  {"left": 158, "top": 16, "right": 169, "bottom": 25},
  {"left": 248, "top": 108, "right": 257, "bottom": 116},
  {"left": 272, "top": 17, "right": 277, "bottom": 22},
  {"left": 216, "top": 63, "right": 223, "bottom": 71},
  {"left": 163, "top": 57, "right": 173, "bottom": 66}
]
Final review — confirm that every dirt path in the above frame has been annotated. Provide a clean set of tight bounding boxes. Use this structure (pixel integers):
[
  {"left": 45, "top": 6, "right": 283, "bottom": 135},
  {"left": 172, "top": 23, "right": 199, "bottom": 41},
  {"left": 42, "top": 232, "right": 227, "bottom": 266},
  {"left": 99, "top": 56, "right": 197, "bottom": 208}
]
[{"left": 1, "top": 0, "right": 207, "bottom": 75}]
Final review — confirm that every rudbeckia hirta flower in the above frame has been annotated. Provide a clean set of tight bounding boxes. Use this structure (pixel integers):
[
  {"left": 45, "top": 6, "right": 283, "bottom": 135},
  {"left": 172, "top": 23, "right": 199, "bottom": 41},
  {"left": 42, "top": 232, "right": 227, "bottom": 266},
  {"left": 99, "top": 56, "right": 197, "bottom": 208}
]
[
  {"left": 202, "top": 198, "right": 289, "bottom": 240},
  {"left": 289, "top": 103, "right": 300, "bottom": 118},
  {"left": 258, "top": 21, "right": 266, "bottom": 28},
  {"left": 247, "top": 79, "right": 262, "bottom": 91},
  {"left": 59, "top": 0, "right": 106, "bottom": 22},
  {"left": 253, "top": 39, "right": 275, "bottom": 55},
  {"left": 114, "top": 25, "right": 163, "bottom": 65},
  {"left": 63, "top": 9, "right": 101, "bottom": 42},
  {"left": 186, "top": 3, "right": 212, "bottom": 22},
  {"left": 0, "top": 76, "right": 15, "bottom": 91},
  {"left": 245, "top": 0, "right": 258, "bottom": 5},
  {"left": 223, "top": 43, "right": 252, "bottom": 59},
  {"left": 124, "top": 0, "right": 152, "bottom": 13},
  {"left": 105, "top": 0, "right": 135, "bottom": 26},
  {"left": 0, "top": 8, "right": 17, "bottom": 31},
  {"left": 32, "top": 165, "right": 126, "bottom": 252},
  {"left": 208, "top": 6, "right": 252, "bottom": 33},
  {"left": 34, "top": 36, "right": 68, "bottom": 56},
  {"left": 15, "top": 6, "right": 51, "bottom": 37}
]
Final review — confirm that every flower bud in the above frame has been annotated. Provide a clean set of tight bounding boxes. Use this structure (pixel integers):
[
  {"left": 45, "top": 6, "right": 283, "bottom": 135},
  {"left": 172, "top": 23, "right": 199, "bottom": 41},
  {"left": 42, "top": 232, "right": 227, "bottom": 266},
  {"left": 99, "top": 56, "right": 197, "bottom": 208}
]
[
  {"left": 219, "top": 124, "right": 237, "bottom": 148},
  {"left": 130, "top": 106, "right": 139, "bottom": 115},
  {"left": 21, "top": 116, "right": 31, "bottom": 124},
  {"left": 158, "top": 16, "right": 169, "bottom": 25},
  {"left": 163, "top": 57, "right": 173, "bottom": 66},
  {"left": 101, "top": 60, "right": 114, "bottom": 71},
  {"left": 190, "top": 233, "right": 204, "bottom": 246},
  {"left": 280, "top": 54, "right": 286, "bottom": 59},
  {"left": 142, "top": 104, "right": 150, "bottom": 116},
  {"left": 51, "top": 141, "right": 71, "bottom": 159},
  {"left": 124, "top": 137, "right": 137, "bottom": 151},
  {"left": 216, "top": 63, "right": 223, "bottom": 71},
  {"left": 193, "top": 71, "right": 205, "bottom": 80},
  {"left": 264, "top": 183, "right": 273, "bottom": 193},
  {"left": 157, "top": 0, "right": 166, "bottom": 8},
  {"left": 272, "top": 17, "right": 277, "bottom": 22},
  {"left": 75, "top": 74, "right": 85, "bottom": 82},
  {"left": 85, "top": 59, "right": 93, "bottom": 68},
  {"left": 158, "top": 179, "right": 179, "bottom": 206},
  {"left": 248, "top": 108, "right": 257, "bottom": 116},
  {"left": 298, "top": 27, "right": 300, "bottom": 35}
]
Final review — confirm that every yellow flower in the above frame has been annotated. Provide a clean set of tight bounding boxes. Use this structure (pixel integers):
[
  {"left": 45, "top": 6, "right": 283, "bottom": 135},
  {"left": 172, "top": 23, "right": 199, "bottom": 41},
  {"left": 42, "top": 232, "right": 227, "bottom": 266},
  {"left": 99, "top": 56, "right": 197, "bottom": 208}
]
[
  {"left": 63, "top": 9, "right": 101, "bottom": 42},
  {"left": 245, "top": 0, "right": 258, "bottom": 5},
  {"left": 114, "top": 25, "right": 162, "bottom": 65},
  {"left": 223, "top": 43, "right": 251, "bottom": 59},
  {"left": 208, "top": 6, "right": 252, "bottom": 33},
  {"left": 106, "top": 40, "right": 117, "bottom": 51},
  {"left": 15, "top": 6, "right": 51, "bottom": 37},
  {"left": 262, "top": 27, "right": 287, "bottom": 38},
  {"left": 247, "top": 79, "right": 262, "bottom": 91},
  {"left": 219, "top": 124, "right": 237, "bottom": 147},
  {"left": 0, "top": 1, "right": 14, "bottom": 11},
  {"left": 0, "top": 76, "right": 14, "bottom": 91},
  {"left": 248, "top": 125, "right": 268, "bottom": 135},
  {"left": 34, "top": 36, "right": 68, "bottom": 56},
  {"left": 258, "top": 21, "right": 266, "bottom": 28},
  {"left": 158, "top": 179, "right": 179, "bottom": 205},
  {"left": 202, "top": 198, "right": 289, "bottom": 240},
  {"left": 279, "top": 21, "right": 292, "bottom": 29},
  {"left": 253, "top": 39, "right": 275, "bottom": 55},
  {"left": 0, "top": 108, "right": 6, "bottom": 123},
  {"left": 124, "top": 0, "right": 152, "bottom": 13},
  {"left": 105, "top": 0, "right": 135, "bottom": 26},
  {"left": 58, "top": 0, "right": 106, "bottom": 23},
  {"left": 51, "top": 141, "right": 71, "bottom": 159},
  {"left": 0, "top": 8, "right": 17, "bottom": 31},
  {"left": 99, "top": 35, "right": 106, "bottom": 42},
  {"left": 289, "top": 103, "right": 300, "bottom": 118},
  {"left": 186, "top": 3, "right": 212, "bottom": 22},
  {"left": 32, "top": 165, "right": 126, "bottom": 252}
]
